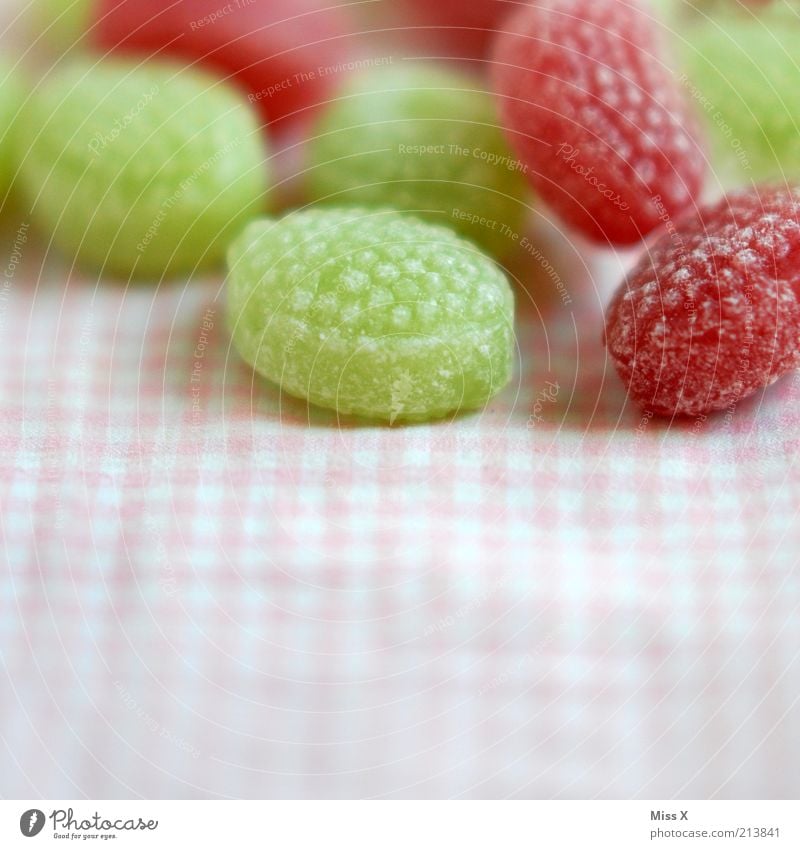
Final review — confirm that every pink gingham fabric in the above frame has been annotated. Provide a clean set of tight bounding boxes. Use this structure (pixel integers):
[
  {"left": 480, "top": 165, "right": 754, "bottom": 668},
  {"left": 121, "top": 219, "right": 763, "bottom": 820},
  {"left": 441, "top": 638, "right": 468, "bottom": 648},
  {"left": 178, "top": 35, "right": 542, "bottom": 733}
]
[{"left": 2, "top": 212, "right": 799, "bottom": 800}]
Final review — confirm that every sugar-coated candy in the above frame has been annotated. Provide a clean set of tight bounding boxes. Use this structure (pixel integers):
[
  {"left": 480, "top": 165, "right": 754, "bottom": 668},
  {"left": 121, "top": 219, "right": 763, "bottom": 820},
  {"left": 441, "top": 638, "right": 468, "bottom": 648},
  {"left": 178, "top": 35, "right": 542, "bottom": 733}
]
[
  {"left": 307, "top": 64, "right": 529, "bottom": 256},
  {"left": 227, "top": 208, "right": 516, "bottom": 422},
  {"left": 16, "top": 59, "right": 268, "bottom": 277},
  {"left": 491, "top": 0, "right": 706, "bottom": 245},
  {"left": 605, "top": 186, "right": 800, "bottom": 416},
  {"left": 681, "top": 11, "right": 800, "bottom": 181},
  {"left": 90, "top": 0, "right": 357, "bottom": 128}
]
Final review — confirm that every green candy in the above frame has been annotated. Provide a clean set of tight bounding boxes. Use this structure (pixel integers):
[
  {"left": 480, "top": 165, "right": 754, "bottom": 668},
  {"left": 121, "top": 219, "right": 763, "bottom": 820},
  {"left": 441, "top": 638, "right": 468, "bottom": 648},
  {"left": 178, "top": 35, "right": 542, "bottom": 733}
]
[
  {"left": 34, "top": 0, "right": 91, "bottom": 49},
  {"left": 16, "top": 59, "right": 268, "bottom": 277},
  {"left": 681, "top": 12, "right": 800, "bottom": 181},
  {"left": 306, "top": 64, "right": 529, "bottom": 256},
  {"left": 0, "top": 65, "right": 24, "bottom": 200},
  {"left": 227, "top": 208, "right": 516, "bottom": 422}
]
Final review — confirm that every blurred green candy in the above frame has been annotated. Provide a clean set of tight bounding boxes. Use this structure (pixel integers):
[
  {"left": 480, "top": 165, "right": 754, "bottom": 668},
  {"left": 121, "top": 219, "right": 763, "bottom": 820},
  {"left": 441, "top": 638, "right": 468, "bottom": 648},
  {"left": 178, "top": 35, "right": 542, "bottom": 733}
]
[
  {"left": 16, "top": 58, "right": 268, "bottom": 277},
  {"left": 306, "top": 64, "right": 530, "bottom": 257},
  {"left": 0, "top": 64, "right": 24, "bottom": 200},
  {"left": 33, "top": 0, "right": 91, "bottom": 49},
  {"left": 227, "top": 207, "right": 516, "bottom": 423},
  {"left": 681, "top": 10, "right": 800, "bottom": 181}
]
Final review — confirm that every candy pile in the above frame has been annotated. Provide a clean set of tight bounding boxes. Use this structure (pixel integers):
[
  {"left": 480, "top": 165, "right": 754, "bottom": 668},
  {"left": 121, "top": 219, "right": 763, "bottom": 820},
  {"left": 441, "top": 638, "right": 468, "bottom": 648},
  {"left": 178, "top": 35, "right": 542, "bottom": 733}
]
[{"left": 3, "top": 0, "right": 800, "bottom": 422}]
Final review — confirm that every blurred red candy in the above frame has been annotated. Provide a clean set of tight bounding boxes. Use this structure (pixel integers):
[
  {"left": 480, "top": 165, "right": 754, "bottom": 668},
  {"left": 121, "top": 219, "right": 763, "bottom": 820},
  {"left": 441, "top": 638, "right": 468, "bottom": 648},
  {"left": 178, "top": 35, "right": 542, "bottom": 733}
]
[
  {"left": 396, "top": 0, "right": 512, "bottom": 58},
  {"left": 91, "top": 0, "right": 358, "bottom": 127},
  {"left": 491, "top": 0, "right": 706, "bottom": 245}
]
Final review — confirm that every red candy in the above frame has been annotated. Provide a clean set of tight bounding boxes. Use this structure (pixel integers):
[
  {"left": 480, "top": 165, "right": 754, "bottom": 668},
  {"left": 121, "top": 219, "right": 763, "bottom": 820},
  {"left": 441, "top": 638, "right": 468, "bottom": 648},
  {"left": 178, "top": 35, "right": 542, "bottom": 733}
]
[
  {"left": 91, "top": 0, "right": 357, "bottom": 127},
  {"left": 605, "top": 186, "right": 800, "bottom": 416},
  {"left": 490, "top": 0, "right": 706, "bottom": 245},
  {"left": 397, "top": 0, "right": 511, "bottom": 58}
]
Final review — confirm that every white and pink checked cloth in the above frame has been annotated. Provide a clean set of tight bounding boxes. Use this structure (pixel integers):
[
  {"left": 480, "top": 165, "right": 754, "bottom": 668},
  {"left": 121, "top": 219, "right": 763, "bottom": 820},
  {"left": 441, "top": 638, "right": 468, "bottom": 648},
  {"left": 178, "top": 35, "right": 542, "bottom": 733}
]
[{"left": 2, "top": 213, "right": 798, "bottom": 800}]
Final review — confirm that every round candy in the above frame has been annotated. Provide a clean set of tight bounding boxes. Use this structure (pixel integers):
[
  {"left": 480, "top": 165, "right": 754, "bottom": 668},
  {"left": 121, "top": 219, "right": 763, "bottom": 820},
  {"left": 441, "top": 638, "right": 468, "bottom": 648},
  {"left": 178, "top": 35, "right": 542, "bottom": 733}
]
[
  {"left": 605, "top": 186, "right": 800, "bottom": 416},
  {"left": 16, "top": 59, "right": 268, "bottom": 278},
  {"left": 491, "top": 0, "right": 706, "bottom": 245},
  {"left": 227, "top": 207, "right": 516, "bottom": 422},
  {"left": 89, "top": 0, "right": 358, "bottom": 128},
  {"left": 306, "top": 64, "right": 529, "bottom": 256},
  {"left": 681, "top": 11, "right": 800, "bottom": 181}
]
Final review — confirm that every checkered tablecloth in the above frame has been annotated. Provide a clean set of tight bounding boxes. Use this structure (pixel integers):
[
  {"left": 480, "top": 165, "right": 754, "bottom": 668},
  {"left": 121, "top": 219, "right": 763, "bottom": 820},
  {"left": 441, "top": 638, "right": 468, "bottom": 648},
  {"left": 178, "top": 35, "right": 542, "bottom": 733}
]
[{"left": 1, "top": 206, "right": 798, "bottom": 800}]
